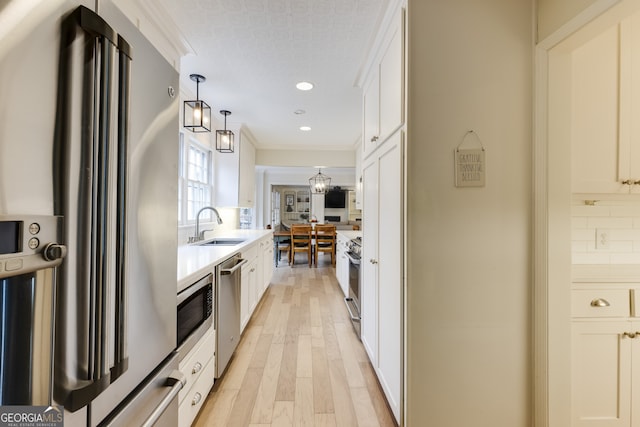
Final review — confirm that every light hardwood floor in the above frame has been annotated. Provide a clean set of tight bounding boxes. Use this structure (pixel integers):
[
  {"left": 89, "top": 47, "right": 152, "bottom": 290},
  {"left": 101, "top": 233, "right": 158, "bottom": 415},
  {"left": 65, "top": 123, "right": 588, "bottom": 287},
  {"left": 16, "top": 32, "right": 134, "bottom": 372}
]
[{"left": 193, "top": 256, "right": 397, "bottom": 427}]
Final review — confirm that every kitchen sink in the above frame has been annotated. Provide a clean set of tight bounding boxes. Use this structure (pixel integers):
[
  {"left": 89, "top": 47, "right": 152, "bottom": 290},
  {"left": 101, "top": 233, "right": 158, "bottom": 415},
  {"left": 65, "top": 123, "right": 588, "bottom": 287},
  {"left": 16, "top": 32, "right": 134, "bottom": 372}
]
[{"left": 198, "top": 239, "right": 246, "bottom": 246}]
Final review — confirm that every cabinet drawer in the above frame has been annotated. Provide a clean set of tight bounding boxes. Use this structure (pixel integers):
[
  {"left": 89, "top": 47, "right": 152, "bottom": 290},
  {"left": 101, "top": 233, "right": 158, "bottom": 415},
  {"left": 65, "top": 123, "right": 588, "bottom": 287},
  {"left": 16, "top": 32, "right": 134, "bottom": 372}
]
[
  {"left": 179, "top": 328, "right": 215, "bottom": 403},
  {"left": 178, "top": 357, "right": 214, "bottom": 427},
  {"left": 242, "top": 244, "right": 258, "bottom": 262},
  {"left": 571, "top": 289, "right": 630, "bottom": 318}
]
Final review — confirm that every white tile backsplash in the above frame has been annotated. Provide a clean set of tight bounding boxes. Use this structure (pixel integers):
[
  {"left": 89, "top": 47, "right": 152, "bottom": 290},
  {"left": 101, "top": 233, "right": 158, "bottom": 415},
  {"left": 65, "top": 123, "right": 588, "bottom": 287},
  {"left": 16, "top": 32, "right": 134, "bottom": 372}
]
[{"left": 572, "top": 198, "right": 640, "bottom": 264}]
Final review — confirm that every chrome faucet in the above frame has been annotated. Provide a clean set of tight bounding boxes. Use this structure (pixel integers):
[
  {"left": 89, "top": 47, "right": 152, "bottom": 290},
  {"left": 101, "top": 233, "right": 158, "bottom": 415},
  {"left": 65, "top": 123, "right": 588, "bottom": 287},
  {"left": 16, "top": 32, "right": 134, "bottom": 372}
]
[{"left": 191, "top": 206, "right": 223, "bottom": 243}]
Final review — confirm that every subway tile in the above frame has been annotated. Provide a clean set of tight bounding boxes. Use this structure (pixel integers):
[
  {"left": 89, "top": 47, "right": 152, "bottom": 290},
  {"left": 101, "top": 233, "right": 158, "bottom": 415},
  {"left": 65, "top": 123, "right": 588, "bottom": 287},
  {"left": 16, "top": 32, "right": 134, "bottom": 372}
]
[
  {"left": 572, "top": 217, "right": 588, "bottom": 229},
  {"left": 572, "top": 205, "right": 611, "bottom": 217},
  {"left": 587, "top": 217, "right": 633, "bottom": 229},
  {"left": 572, "top": 228, "right": 594, "bottom": 241},
  {"left": 572, "top": 252, "right": 611, "bottom": 264},
  {"left": 610, "top": 253, "right": 640, "bottom": 264}
]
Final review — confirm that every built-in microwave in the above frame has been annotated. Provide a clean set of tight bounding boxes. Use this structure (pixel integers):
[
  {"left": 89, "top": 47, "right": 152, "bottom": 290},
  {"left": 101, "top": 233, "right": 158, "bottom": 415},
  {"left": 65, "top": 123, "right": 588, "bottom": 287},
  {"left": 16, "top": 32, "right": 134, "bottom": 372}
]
[{"left": 177, "top": 273, "right": 213, "bottom": 360}]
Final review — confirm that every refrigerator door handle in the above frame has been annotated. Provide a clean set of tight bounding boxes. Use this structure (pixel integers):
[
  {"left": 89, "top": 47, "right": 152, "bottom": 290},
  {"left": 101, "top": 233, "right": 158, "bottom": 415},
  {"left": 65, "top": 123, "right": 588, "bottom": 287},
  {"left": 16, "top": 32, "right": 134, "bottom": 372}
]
[{"left": 111, "top": 34, "right": 132, "bottom": 383}]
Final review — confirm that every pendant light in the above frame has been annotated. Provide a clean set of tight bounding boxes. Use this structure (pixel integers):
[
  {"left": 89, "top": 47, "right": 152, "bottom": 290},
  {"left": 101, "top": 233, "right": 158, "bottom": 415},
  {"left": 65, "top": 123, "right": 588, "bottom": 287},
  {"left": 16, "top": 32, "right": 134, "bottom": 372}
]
[
  {"left": 309, "top": 168, "right": 331, "bottom": 194},
  {"left": 216, "top": 110, "right": 235, "bottom": 153},
  {"left": 183, "top": 74, "right": 211, "bottom": 132}
]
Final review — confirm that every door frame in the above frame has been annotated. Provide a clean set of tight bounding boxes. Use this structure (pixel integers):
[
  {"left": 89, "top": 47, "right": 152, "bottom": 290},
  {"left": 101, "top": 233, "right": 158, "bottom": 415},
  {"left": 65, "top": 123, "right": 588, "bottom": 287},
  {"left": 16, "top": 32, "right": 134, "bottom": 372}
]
[{"left": 533, "top": 1, "right": 632, "bottom": 426}]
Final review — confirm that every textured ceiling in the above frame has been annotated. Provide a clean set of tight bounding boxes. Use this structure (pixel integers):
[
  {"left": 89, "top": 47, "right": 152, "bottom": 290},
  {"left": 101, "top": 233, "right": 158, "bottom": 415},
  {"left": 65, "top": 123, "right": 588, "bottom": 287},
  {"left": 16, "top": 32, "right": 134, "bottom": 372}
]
[{"left": 156, "top": 0, "right": 388, "bottom": 150}]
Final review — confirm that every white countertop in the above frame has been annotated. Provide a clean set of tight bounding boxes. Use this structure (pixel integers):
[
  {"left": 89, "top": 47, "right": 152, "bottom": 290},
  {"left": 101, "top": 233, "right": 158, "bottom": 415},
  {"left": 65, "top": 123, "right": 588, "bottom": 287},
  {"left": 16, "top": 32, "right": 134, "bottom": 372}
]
[
  {"left": 177, "top": 229, "right": 272, "bottom": 292},
  {"left": 336, "top": 230, "right": 362, "bottom": 240},
  {"left": 573, "top": 264, "right": 640, "bottom": 283}
]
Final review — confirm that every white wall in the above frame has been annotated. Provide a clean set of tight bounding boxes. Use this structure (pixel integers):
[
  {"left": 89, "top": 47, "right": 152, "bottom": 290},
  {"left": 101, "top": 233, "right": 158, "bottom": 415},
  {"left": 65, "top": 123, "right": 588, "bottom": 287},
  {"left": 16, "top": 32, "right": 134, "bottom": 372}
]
[
  {"left": 256, "top": 148, "right": 355, "bottom": 167},
  {"left": 406, "top": 1, "right": 532, "bottom": 425},
  {"left": 537, "top": 0, "right": 602, "bottom": 40}
]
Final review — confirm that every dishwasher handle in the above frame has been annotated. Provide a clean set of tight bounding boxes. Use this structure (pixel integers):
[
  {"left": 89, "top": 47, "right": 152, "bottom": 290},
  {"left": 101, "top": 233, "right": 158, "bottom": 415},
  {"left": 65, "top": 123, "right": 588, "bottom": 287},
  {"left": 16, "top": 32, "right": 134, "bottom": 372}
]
[{"left": 220, "top": 258, "right": 248, "bottom": 275}]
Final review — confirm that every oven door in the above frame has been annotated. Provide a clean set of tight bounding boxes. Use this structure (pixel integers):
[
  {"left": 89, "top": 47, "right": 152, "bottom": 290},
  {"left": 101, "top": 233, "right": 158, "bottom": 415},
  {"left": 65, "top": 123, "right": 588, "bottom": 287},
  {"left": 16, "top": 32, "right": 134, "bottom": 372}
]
[
  {"left": 344, "top": 251, "right": 361, "bottom": 337},
  {"left": 177, "top": 273, "right": 213, "bottom": 360}
]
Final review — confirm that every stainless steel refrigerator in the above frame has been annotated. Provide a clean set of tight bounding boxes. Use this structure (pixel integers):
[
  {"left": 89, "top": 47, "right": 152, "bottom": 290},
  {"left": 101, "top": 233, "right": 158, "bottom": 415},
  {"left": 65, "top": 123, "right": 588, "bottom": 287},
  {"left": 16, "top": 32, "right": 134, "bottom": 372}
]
[{"left": 0, "top": 1, "right": 181, "bottom": 425}]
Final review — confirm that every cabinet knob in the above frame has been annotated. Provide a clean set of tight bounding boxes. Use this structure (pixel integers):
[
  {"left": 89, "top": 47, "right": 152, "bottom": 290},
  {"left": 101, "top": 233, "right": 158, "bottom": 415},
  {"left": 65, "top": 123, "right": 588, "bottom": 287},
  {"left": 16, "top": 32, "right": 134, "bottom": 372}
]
[
  {"left": 192, "top": 392, "right": 202, "bottom": 406},
  {"left": 192, "top": 361, "right": 202, "bottom": 374},
  {"left": 370, "top": 135, "right": 379, "bottom": 142},
  {"left": 622, "top": 179, "right": 634, "bottom": 185},
  {"left": 590, "top": 298, "right": 610, "bottom": 307},
  {"left": 623, "top": 332, "right": 637, "bottom": 339},
  {"left": 370, "top": 259, "right": 378, "bottom": 264}
]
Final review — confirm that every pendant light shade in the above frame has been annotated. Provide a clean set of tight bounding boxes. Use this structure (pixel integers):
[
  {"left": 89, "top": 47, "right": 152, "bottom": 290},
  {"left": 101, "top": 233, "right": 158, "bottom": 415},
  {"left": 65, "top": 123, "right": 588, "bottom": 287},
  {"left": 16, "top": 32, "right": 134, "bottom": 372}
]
[
  {"left": 309, "top": 168, "right": 331, "bottom": 194},
  {"left": 184, "top": 74, "right": 211, "bottom": 132},
  {"left": 216, "top": 110, "right": 235, "bottom": 153}
]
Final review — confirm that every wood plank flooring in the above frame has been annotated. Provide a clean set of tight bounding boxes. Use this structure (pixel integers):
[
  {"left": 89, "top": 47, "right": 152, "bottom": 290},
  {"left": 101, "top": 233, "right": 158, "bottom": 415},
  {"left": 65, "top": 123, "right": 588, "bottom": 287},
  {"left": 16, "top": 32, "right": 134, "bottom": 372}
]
[{"left": 193, "top": 257, "right": 397, "bottom": 427}]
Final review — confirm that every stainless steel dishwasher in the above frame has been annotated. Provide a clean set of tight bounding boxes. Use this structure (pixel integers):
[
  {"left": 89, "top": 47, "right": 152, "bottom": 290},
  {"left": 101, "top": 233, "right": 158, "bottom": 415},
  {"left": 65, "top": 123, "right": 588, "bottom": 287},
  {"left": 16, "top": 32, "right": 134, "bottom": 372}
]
[{"left": 215, "top": 253, "right": 247, "bottom": 378}]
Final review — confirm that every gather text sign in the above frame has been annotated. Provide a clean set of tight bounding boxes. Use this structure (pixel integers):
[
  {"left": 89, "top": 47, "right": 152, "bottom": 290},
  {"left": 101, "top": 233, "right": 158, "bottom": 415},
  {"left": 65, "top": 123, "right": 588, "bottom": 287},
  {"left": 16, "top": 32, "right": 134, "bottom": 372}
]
[{"left": 455, "top": 148, "right": 485, "bottom": 187}]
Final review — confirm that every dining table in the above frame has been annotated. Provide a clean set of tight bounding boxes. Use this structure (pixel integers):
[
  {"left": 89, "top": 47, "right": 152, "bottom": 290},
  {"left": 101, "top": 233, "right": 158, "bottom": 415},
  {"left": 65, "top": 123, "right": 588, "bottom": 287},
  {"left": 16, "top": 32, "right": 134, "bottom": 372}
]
[{"left": 272, "top": 227, "right": 336, "bottom": 266}]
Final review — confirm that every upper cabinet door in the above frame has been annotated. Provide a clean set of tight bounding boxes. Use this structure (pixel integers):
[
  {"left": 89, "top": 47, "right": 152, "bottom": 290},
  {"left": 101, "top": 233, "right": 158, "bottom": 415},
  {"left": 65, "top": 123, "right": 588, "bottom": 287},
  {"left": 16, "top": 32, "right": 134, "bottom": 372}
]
[
  {"left": 571, "top": 23, "right": 626, "bottom": 194},
  {"left": 362, "top": 7, "right": 405, "bottom": 160},
  {"left": 215, "top": 129, "right": 256, "bottom": 208},
  {"left": 363, "top": 68, "right": 380, "bottom": 159},
  {"left": 572, "top": 12, "right": 640, "bottom": 194},
  {"left": 378, "top": 9, "right": 404, "bottom": 145}
]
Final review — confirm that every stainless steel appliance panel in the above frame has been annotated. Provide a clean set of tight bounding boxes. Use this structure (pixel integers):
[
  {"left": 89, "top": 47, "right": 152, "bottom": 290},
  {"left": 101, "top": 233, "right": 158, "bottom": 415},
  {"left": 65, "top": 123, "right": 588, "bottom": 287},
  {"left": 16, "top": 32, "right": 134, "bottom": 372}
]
[
  {"left": 0, "top": 1, "right": 178, "bottom": 425},
  {"left": 215, "top": 254, "right": 247, "bottom": 378},
  {"left": 177, "top": 273, "right": 213, "bottom": 361},
  {"left": 99, "top": 353, "right": 185, "bottom": 427},
  {"left": 87, "top": 2, "right": 179, "bottom": 425},
  {"left": 0, "top": 0, "right": 93, "bottom": 216}
]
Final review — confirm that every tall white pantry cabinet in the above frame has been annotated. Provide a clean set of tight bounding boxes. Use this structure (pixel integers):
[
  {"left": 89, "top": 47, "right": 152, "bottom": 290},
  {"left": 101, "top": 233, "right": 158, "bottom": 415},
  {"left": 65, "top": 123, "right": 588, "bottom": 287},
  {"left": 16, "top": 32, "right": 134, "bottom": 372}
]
[{"left": 360, "top": 1, "right": 405, "bottom": 424}]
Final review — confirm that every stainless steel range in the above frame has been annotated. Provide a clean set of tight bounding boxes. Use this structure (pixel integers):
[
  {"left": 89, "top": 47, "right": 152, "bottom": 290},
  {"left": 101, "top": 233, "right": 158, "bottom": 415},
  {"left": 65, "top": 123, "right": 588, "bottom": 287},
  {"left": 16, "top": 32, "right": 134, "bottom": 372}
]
[{"left": 344, "top": 237, "right": 362, "bottom": 337}]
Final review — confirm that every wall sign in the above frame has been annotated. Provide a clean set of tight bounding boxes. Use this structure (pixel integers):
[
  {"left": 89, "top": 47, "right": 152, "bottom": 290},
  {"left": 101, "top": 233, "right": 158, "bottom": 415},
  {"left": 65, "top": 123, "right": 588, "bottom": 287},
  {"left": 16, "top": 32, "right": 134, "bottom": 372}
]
[{"left": 455, "top": 130, "right": 485, "bottom": 187}]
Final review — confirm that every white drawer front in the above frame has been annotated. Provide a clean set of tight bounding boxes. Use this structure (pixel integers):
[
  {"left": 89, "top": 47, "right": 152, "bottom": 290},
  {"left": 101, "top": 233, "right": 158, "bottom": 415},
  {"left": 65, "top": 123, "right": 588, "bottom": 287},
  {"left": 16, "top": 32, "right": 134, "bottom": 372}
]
[
  {"left": 572, "top": 289, "right": 630, "bottom": 318},
  {"left": 178, "top": 357, "right": 214, "bottom": 427},
  {"left": 179, "top": 328, "right": 215, "bottom": 403}
]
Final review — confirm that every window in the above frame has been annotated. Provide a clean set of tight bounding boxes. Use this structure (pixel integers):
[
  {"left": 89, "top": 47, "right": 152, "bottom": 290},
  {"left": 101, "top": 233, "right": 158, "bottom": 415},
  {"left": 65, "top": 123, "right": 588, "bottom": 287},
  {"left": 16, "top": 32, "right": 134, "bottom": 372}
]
[{"left": 179, "top": 133, "right": 213, "bottom": 224}]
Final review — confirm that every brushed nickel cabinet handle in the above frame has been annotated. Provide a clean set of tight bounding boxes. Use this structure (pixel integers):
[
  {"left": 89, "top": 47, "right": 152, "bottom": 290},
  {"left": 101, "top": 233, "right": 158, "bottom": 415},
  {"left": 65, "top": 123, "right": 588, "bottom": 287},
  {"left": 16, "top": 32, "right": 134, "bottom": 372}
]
[
  {"left": 192, "top": 361, "right": 202, "bottom": 375},
  {"left": 192, "top": 392, "right": 202, "bottom": 406},
  {"left": 590, "top": 298, "right": 610, "bottom": 307}
]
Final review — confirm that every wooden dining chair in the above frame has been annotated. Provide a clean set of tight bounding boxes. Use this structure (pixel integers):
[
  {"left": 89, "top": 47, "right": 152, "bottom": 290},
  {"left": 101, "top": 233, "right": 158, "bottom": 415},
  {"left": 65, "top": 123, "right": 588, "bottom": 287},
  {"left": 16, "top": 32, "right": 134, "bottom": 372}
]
[
  {"left": 314, "top": 224, "right": 336, "bottom": 267},
  {"left": 290, "top": 224, "right": 313, "bottom": 267},
  {"left": 277, "top": 240, "right": 291, "bottom": 266}
]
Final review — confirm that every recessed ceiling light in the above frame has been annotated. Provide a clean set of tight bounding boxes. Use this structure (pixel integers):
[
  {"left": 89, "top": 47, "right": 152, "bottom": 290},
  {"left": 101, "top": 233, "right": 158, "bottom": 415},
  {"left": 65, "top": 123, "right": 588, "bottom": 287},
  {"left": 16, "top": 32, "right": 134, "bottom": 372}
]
[
  {"left": 294, "top": 109, "right": 306, "bottom": 115},
  {"left": 296, "top": 81, "right": 314, "bottom": 91},
  {"left": 300, "top": 126, "right": 311, "bottom": 131}
]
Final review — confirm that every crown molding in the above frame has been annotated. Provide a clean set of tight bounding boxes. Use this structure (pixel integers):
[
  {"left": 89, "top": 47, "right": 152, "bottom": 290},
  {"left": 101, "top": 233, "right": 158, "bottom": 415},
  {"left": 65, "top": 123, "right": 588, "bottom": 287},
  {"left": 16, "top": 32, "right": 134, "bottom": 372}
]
[{"left": 112, "top": 0, "right": 194, "bottom": 69}]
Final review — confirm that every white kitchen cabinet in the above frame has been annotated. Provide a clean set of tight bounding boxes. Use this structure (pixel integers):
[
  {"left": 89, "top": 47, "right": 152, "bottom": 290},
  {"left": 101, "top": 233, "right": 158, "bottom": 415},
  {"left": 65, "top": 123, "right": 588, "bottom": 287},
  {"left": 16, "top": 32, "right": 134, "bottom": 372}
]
[
  {"left": 572, "top": 13, "right": 640, "bottom": 194},
  {"left": 335, "top": 232, "right": 349, "bottom": 297},
  {"left": 362, "top": 130, "right": 403, "bottom": 423},
  {"left": 260, "top": 235, "right": 274, "bottom": 295},
  {"left": 178, "top": 327, "right": 215, "bottom": 427},
  {"left": 362, "top": 6, "right": 404, "bottom": 160},
  {"left": 571, "top": 286, "right": 640, "bottom": 426},
  {"left": 215, "top": 127, "right": 256, "bottom": 207},
  {"left": 240, "top": 243, "right": 259, "bottom": 332}
]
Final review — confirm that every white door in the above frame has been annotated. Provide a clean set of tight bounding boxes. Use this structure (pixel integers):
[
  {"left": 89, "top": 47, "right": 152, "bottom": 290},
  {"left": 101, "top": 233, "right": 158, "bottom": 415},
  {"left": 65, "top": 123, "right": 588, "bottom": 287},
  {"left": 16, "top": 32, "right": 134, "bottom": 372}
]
[
  {"left": 376, "top": 132, "right": 403, "bottom": 422},
  {"left": 362, "top": 154, "right": 379, "bottom": 364}
]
